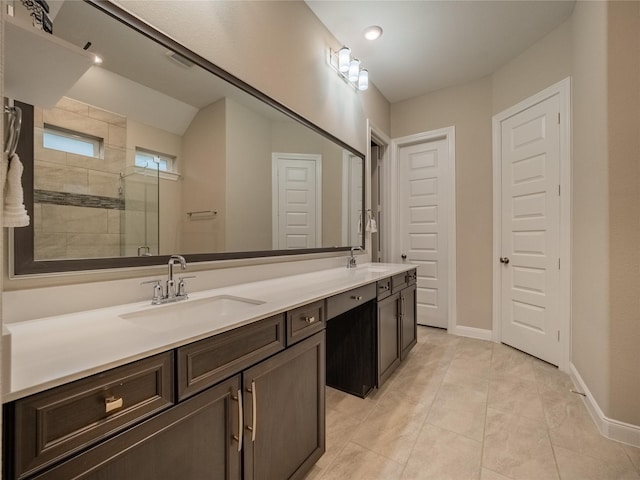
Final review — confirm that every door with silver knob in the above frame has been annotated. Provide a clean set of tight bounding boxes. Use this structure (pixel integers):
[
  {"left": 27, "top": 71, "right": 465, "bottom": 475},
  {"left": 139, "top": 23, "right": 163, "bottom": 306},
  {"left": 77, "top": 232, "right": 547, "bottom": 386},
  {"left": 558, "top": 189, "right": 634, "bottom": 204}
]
[
  {"left": 498, "top": 93, "right": 561, "bottom": 366},
  {"left": 398, "top": 137, "right": 450, "bottom": 328}
]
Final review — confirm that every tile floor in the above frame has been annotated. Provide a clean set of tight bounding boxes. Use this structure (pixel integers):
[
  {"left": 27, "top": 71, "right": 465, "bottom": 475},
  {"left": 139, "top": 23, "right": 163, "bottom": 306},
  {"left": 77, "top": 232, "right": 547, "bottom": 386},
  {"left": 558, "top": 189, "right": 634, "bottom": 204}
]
[{"left": 304, "top": 326, "right": 640, "bottom": 480}]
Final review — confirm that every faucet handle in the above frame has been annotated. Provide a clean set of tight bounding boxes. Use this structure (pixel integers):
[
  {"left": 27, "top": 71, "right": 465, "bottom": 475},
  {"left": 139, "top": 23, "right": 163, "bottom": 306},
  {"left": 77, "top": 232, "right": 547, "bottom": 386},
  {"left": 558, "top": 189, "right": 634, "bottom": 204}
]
[
  {"left": 177, "top": 276, "right": 196, "bottom": 297},
  {"left": 141, "top": 279, "right": 163, "bottom": 304}
]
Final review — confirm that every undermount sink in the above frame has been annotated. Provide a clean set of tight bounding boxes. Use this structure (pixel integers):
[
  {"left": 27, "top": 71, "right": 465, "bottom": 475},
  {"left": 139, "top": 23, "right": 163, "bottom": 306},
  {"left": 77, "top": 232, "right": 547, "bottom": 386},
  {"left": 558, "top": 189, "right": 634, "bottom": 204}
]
[
  {"left": 121, "top": 295, "right": 265, "bottom": 332},
  {"left": 358, "top": 265, "right": 390, "bottom": 273}
]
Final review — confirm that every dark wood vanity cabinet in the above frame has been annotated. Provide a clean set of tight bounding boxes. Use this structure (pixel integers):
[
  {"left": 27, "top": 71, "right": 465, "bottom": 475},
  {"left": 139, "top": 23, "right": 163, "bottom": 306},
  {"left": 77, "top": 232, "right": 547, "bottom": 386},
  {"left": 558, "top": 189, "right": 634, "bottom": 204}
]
[
  {"left": 30, "top": 375, "right": 242, "bottom": 480},
  {"left": 3, "top": 272, "right": 416, "bottom": 479},
  {"left": 4, "top": 311, "right": 324, "bottom": 480},
  {"left": 377, "top": 292, "right": 402, "bottom": 386},
  {"left": 4, "top": 352, "right": 175, "bottom": 480},
  {"left": 27, "top": 332, "right": 326, "bottom": 480},
  {"left": 377, "top": 269, "right": 418, "bottom": 387},
  {"left": 400, "top": 283, "right": 417, "bottom": 360},
  {"left": 243, "top": 332, "right": 325, "bottom": 480}
]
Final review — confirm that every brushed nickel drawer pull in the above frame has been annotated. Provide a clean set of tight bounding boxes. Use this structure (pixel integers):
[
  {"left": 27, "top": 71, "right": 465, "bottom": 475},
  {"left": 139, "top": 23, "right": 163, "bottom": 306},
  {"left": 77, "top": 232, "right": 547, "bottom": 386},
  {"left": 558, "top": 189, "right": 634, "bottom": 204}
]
[
  {"left": 303, "top": 315, "right": 316, "bottom": 324},
  {"left": 246, "top": 381, "right": 257, "bottom": 442},
  {"left": 351, "top": 295, "right": 363, "bottom": 300},
  {"left": 104, "top": 396, "right": 124, "bottom": 414},
  {"left": 232, "top": 389, "right": 243, "bottom": 452}
]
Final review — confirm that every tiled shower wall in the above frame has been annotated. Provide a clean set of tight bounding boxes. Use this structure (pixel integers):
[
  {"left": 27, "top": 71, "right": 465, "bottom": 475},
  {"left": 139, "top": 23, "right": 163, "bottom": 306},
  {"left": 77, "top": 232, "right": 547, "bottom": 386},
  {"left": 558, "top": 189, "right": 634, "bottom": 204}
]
[{"left": 33, "top": 97, "right": 126, "bottom": 259}]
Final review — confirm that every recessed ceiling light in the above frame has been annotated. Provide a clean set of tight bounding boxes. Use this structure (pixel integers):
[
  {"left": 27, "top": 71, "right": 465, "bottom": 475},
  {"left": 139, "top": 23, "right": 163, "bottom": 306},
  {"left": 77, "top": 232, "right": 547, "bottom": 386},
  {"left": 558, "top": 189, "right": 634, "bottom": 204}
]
[
  {"left": 364, "top": 25, "right": 383, "bottom": 41},
  {"left": 93, "top": 55, "right": 103, "bottom": 65}
]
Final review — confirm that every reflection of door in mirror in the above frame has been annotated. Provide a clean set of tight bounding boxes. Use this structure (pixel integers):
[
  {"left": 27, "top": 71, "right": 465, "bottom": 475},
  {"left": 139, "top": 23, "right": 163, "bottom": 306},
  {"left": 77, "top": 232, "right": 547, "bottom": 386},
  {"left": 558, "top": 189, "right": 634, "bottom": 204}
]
[{"left": 272, "top": 153, "right": 322, "bottom": 249}]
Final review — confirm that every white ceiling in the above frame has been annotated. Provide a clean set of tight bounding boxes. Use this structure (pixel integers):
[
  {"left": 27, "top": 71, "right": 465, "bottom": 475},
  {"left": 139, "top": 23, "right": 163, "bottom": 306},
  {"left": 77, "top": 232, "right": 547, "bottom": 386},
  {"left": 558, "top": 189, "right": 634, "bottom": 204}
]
[{"left": 306, "top": 1, "right": 575, "bottom": 103}]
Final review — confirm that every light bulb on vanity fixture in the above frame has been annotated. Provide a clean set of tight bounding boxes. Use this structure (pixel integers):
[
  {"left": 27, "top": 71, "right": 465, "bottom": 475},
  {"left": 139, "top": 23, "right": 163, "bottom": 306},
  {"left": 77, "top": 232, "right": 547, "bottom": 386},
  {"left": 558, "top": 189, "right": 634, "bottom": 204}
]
[
  {"left": 348, "top": 58, "right": 361, "bottom": 83},
  {"left": 328, "top": 46, "right": 369, "bottom": 91},
  {"left": 338, "top": 46, "right": 351, "bottom": 73}
]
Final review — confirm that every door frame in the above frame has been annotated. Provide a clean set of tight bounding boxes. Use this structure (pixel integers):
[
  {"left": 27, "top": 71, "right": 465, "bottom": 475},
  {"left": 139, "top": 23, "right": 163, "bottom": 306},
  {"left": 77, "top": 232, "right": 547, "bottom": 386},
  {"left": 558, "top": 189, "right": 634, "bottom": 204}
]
[
  {"left": 367, "top": 120, "right": 391, "bottom": 262},
  {"left": 492, "top": 77, "right": 571, "bottom": 372},
  {"left": 390, "top": 127, "right": 457, "bottom": 333},
  {"left": 271, "top": 152, "right": 322, "bottom": 249},
  {"left": 341, "top": 150, "right": 363, "bottom": 246}
]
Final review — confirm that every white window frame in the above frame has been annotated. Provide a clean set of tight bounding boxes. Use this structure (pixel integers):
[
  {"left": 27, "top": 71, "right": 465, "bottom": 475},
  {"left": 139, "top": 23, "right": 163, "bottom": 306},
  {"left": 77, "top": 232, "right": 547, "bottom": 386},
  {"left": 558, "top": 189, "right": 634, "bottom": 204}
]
[
  {"left": 43, "top": 124, "right": 104, "bottom": 159},
  {"left": 134, "top": 147, "right": 176, "bottom": 174}
]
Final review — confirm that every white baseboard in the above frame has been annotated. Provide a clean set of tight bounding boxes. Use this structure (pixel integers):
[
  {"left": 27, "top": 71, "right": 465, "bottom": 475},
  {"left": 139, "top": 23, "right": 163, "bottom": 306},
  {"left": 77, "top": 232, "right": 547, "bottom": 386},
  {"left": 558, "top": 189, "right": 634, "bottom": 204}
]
[
  {"left": 451, "top": 325, "right": 493, "bottom": 341},
  {"left": 570, "top": 363, "right": 640, "bottom": 448}
]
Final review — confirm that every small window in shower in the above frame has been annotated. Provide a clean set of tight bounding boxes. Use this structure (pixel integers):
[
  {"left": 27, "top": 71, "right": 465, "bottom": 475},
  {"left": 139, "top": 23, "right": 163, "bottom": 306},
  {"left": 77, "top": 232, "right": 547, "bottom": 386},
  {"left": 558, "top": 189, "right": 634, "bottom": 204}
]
[
  {"left": 135, "top": 148, "right": 175, "bottom": 173},
  {"left": 43, "top": 125, "right": 104, "bottom": 159}
]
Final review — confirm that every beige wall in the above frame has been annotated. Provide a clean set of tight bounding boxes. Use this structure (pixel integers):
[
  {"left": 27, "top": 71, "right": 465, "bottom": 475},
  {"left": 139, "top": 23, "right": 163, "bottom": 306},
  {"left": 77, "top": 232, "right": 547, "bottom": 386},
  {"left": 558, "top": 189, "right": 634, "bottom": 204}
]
[
  {"left": 390, "top": 2, "right": 640, "bottom": 428},
  {"left": 181, "top": 100, "right": 226, "bottom": 253},
  {"left": 118, "top": 0, "right": 389, "bottom": 155},
  {"left": 606, "top": 0, "right": 640, "bottom": 426},
  {"left": 391, "top": 77, "right": 494, "bottom": 330},
  {"left": 225, "top": 98, "right": 272, "bottom": 251},
  {"left": 491, "top": 19, "right": 572, "bottom": 114},
  {"left": 571, "top": 0, "right": 612, "bottom": 419}
]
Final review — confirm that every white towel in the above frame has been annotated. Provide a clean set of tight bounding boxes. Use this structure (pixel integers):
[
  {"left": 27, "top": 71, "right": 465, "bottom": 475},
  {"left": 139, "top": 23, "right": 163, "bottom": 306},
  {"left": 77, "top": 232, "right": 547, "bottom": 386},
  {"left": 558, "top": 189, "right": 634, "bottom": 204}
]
[{"left": 3, "top": 153, "right": 30, "bottom": 228}]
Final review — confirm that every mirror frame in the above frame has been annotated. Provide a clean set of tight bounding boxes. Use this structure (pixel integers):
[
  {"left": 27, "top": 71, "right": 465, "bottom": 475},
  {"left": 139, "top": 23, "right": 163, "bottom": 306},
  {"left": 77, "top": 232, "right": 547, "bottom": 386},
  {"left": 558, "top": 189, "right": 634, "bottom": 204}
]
[{"left": 12, "top": 0, "right": 365, "bottom": 276}]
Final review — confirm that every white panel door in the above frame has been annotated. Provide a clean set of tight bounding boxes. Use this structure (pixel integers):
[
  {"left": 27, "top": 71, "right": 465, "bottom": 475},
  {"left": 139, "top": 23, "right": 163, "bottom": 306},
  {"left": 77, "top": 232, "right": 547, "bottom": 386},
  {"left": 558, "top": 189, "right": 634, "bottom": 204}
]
[
  {"left": 399, "top": 139, "right": 448, "bottom": 328},
  {"left": 273, "top": 154, "right": 321, "bottom": 249},
  {"left": 500, "top": 95, "right": 561, "bottom": 365}
]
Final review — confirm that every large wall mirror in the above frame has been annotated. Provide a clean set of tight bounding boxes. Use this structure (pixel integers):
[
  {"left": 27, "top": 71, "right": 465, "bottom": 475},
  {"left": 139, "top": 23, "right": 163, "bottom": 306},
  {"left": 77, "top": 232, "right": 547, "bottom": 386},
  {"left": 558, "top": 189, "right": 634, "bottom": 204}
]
[{"left": 6, "top": 0, "right": 365, "bottom": 275}]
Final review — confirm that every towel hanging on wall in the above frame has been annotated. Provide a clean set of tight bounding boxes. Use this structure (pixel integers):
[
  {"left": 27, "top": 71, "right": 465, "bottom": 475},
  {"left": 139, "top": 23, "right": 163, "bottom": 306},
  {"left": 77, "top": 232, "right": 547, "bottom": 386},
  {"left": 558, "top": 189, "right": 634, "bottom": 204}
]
[{"left": 3, "top": 153, "right": 30, "bottom": 227}]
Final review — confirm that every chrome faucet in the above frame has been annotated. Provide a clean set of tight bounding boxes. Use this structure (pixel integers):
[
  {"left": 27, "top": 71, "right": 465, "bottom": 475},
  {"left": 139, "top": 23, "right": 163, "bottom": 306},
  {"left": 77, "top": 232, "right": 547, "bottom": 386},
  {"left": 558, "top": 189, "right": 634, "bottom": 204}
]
[
  {"left": 347, "top": 246, "right": 363, "bottom": 268},
  {"left": 166, "top": 255, "right": 187, "bottom": 299},
  {"left": 143, "top": 255, "right": 192, "bottom": 305}
]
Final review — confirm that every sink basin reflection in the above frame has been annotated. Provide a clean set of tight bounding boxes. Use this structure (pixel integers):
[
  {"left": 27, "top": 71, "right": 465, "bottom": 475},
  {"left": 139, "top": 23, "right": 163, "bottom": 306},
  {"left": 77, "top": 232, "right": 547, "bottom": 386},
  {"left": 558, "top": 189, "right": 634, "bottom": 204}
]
[{"left": 121, "top": 295, "right": 265, "bottom": 332}]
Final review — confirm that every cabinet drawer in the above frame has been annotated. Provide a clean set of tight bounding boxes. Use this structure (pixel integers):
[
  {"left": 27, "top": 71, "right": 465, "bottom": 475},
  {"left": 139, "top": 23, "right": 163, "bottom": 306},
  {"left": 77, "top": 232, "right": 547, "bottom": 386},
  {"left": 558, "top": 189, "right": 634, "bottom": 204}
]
[
  {"left": 391, "top": 273, "right": 408, "bottom": 293},
  {"left": 392, "top": 269, "right": 417, "bottom": 293},
  {"left": 326, "top": 283, "right": 376, "bottom": 320},
  {"left": 177, "top": 314, "right": 285, "bottom": 400},
  {"left": 406, "top": 269, "right": 417, "bottom": 286},
  {"left": 377, "top": 278, "right": 391, "bottom": 300},
  {"left": 287, "top": 300, "right": 325, "bottom": 346},
  {"left": 9, "top": 352, "right": 174, "bottom": 479}
]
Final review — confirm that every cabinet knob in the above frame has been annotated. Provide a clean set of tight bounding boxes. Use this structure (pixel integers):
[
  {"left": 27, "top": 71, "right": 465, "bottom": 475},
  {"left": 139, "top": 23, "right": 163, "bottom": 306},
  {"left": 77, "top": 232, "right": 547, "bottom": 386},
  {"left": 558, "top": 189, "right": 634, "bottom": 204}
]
[
  {"left": 105, "top": 396, "right": 124, "bottom": 414},
  {"left": 351, "top": 295, "right": 363, "bottom": 301},
  {"left": 303, "top": 316, "right": 316, "bottom": 324}
]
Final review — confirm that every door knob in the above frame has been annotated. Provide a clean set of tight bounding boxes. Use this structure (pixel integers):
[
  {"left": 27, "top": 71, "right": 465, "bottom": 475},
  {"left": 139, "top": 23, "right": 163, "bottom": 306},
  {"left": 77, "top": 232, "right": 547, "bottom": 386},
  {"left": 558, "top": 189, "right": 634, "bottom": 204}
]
[{"left": 499, "top": 257, "right": 510, "bottom": 264}]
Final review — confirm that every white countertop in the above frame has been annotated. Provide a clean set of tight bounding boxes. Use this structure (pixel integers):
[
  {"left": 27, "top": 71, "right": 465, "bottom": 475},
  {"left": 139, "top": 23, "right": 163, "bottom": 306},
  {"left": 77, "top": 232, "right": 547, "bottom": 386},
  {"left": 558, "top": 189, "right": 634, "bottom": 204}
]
[{"left": 3, "top": 263, "right": 414, "bottom": 403}]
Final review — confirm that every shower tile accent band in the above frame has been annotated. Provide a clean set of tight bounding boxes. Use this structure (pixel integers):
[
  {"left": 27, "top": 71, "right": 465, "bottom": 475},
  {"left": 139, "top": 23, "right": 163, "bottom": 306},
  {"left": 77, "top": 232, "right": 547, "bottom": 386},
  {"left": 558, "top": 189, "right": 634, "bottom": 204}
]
[{"left": 34, "top": 190, "right": 124, "bottom": 210}]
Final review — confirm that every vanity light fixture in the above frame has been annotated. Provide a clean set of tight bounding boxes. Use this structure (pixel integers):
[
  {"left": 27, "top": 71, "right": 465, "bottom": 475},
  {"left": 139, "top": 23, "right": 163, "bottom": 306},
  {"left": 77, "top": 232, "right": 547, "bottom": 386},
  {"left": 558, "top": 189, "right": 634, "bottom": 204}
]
[{"left": 329, "top": 46, "right": 369, "bottom": 91}]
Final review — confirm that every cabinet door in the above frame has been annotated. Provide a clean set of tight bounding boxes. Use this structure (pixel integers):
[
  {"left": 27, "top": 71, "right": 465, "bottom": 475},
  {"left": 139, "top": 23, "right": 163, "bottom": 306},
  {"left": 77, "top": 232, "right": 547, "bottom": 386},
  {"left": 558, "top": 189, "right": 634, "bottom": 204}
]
[
  {"left": 400, "top": 284, "right": 418, "bottom": 360},
  {"left": 243, "top": 332, "right": 325, "bottom": 480},
  {"left": 31, "top": 376, "right": 242, "bottom": 480},
  {"left": 377, "top": 292, "right": 401, "bottom": 387}
]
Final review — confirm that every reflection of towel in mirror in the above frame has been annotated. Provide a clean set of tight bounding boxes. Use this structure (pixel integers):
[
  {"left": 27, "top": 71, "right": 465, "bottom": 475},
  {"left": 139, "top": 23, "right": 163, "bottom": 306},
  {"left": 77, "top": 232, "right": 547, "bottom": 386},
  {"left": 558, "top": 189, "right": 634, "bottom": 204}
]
[{"left": 3, "top": 153, "right": 30, "bottom": 227}]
